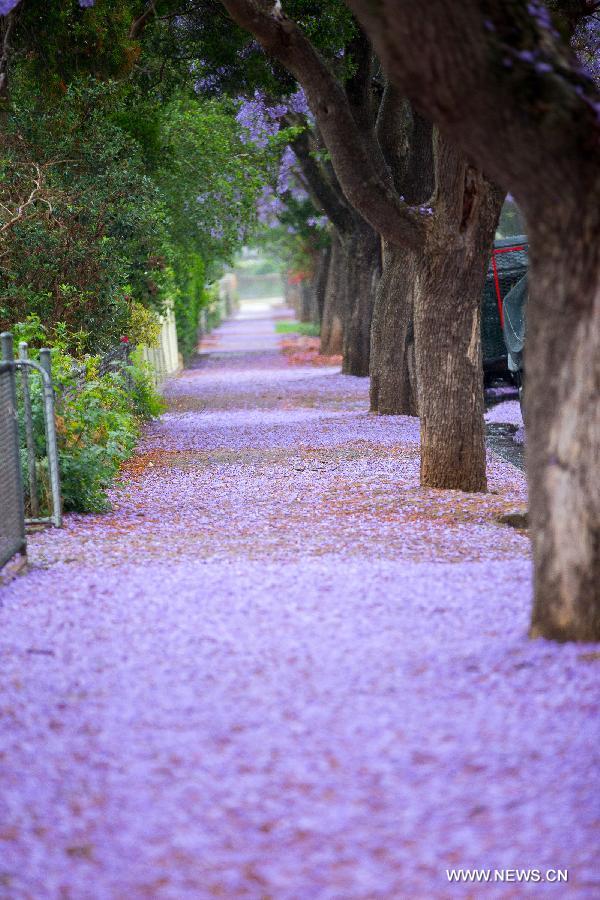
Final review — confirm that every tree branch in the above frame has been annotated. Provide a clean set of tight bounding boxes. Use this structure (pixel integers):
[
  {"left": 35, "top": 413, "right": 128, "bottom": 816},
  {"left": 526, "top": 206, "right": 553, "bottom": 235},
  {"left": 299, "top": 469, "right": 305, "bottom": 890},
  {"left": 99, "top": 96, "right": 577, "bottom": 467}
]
[
  {"left": 343, "top": 0, "right": 600, "bottom": 222},
  {"left": 287, "top": 124, "right": 356, "bottom": 234},
  {"left": 0, "top": 163, "right": 44, "bottom": 234},
  {"left": 219, "top": 0, "right": 426, "bottom": 250},
  {"left": 130, "top": 0, "right": 158, "bottom": 40}
]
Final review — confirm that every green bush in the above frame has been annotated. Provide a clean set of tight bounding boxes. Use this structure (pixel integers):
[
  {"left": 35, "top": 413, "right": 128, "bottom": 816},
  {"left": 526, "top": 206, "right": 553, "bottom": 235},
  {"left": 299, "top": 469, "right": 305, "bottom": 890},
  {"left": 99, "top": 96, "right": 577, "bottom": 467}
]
[
  {"left": 275, "top": 321, "right": 321, "bottom": 337},
  {"left": 14, "top": 320, "right": 163, "bottom": 513},
  {"left": 127, "top": 348, "right": 166, "bottom": 421},
  {"left": 173, "top": 256, "right": 205, "bottom": 360},
  {"left": 54, "top": 363, "right": 140, "bottom": 513},
  {"left": 204, "top": 283, "right": 226, "bottom": 333}
]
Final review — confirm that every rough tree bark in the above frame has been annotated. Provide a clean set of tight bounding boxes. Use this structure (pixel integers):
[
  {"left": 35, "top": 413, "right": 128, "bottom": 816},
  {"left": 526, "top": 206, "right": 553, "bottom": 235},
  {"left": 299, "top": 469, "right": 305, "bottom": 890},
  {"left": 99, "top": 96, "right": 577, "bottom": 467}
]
[
  {"left": 526, "top": 207, "right": 600, "bottom": 641},
  {"left": 312, "top": 244, "right": 331, "bottom": 325},
  {"left": 342, "top": 0, "right": 600, "bottom": 638},
  {"left": 370, "top": 89, "right": 433, "bottom": 414},
  {"left": 370, "top": 242, "right": 418, "bottom": 414},
  {"left": 320, "top": 230, "right": 346, "bottom": 356},
  {"left": 342, "top": 221, "right": 380, "bottom": 376},
  {"left": 299, "top": 278, "right": 313, "bottom": 323},
  {"left": 415, "top": 136, "right": 503, "bottom": 490},
  {"left": 285, "top": 277, "right": 302, "bottom": 319}
]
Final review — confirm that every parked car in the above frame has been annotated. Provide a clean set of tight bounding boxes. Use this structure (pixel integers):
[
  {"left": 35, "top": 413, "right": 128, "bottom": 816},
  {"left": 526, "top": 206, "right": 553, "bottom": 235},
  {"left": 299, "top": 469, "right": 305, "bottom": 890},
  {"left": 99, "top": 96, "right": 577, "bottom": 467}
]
[
  {"left": 481, "top": 234, "right": 529, "bottom": 382},
  {"left": 502, "top": 272, "right": 527, "bottom": 410}
]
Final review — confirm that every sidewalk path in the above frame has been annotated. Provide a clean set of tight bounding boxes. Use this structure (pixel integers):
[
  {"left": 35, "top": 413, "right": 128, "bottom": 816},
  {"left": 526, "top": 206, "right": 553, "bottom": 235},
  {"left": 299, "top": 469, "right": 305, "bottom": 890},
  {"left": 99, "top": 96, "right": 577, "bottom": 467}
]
[{"left": 1, "top": 300, "right": 597, "bottom": 898}]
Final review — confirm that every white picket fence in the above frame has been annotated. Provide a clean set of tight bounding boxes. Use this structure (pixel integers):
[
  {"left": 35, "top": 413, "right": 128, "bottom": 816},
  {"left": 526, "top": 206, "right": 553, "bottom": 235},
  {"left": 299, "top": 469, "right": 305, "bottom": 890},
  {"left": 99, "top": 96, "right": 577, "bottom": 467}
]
[
  {"left": 140, "top": 275, "right": 237, "bottom": 384},
  {"left": 140, "top": 302, "right": 182, "bottom": 385}
]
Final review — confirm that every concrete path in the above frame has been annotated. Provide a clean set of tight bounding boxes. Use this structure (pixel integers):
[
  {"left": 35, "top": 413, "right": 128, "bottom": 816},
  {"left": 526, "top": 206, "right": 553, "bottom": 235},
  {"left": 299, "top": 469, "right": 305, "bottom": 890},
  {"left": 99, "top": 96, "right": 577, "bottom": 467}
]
[{"left": 0, "top": 301, "right": 597, "bottom": 898}]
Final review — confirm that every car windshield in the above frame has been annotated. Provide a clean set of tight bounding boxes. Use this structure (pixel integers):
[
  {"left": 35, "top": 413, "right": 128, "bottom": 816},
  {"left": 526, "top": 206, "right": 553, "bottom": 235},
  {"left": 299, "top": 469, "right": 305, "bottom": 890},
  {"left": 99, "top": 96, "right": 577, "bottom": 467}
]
[{"left": 495, "top": 196, "right": 526, "bottom": 239}]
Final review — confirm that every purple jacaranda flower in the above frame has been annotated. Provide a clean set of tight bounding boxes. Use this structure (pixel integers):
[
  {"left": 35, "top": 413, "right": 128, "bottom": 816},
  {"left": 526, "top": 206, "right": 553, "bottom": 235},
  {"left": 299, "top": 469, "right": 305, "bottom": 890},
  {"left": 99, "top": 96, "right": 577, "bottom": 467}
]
[
  {"left": 518, "top": 49, "right": 536, "bottom": 63},
  {"left": 238, "top": 39, "right": 262, "bottom": 60},
  {"left": 236, "top": 89, "right": 312, "bottom": 147},
  {"left": 527, "top": 0, "right": 553, "bottom": 31}
]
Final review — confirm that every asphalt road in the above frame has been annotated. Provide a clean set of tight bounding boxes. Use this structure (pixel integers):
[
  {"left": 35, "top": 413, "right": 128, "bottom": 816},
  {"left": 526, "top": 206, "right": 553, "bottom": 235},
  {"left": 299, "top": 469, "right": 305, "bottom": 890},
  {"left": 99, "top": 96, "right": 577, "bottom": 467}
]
[{"left": 484, "top": 386, "right": 525, "bottom": 472}]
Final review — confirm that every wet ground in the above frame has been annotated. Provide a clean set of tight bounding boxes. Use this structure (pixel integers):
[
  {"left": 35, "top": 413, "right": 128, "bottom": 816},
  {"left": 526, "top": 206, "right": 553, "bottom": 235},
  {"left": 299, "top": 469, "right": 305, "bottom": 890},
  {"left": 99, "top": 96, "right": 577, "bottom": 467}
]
[
  {"left": 0, "top": 300, "right": 597, "bottom": 898},
  {"left": 484, "top": 386, "right": 525, "bottom": 472},
  {"left": 485, "top": 422, "right": 524, "bottom": 471}
]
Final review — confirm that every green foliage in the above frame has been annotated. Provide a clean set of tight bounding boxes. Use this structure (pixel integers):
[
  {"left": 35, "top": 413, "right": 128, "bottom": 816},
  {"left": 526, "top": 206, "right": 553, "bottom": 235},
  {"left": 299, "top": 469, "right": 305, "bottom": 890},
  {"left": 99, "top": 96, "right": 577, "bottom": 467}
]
[
  {"left": 12, "top": 0, "right": 143, "bottom": 85},
  {"left": 275, "top": 321, "right": 320, "bottom": 336},
  {"left": 53, "top": 363, "right": 140, "bottom": 513},
  {"left": 1, "top": 3, "right": 294, "bottom": 515},
  {"left": 204, "top": 283, "right": 226, "bottom": 332},
  {"left": 1, "top": 56, "right": 278, "bottom": 356},
  {"left": 172, "top": 255, "right": 205, "bottom": 359},
  {"left": 127, "top": 348, "right": 167, "bottom": 420},
  {"left": 14, "top": 327, "right": 163, "bottom": 514},
  {"left": 128, "top": 303, "right": 162, "bottom": 348},
  {"left": 1, "top": 74, "right": 167, "bottom": 350},
  {"left": 286, "top": 0, "right": 358, "bottom": 57},
  {"left": 167, "top": 0, "right": 358, "bottom": 98}
]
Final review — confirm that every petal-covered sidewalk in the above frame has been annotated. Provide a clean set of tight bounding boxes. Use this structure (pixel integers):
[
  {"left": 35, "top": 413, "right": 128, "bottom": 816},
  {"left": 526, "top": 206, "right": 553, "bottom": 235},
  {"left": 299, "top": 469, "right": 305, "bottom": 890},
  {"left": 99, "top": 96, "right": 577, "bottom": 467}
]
[{"left": 0, "top": 300, "right": 598, "bottom": 898}]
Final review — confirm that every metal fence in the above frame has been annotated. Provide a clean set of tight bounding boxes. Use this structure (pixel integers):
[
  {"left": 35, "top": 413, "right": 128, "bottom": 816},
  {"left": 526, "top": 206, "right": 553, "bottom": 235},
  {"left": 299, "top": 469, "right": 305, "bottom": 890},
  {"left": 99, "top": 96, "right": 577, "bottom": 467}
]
[
  {"left": 0, "top": 354, "right": 26, "bottom": 568},
  {"left": 0, "top": 332, "right": 62, "bottom": 570}
]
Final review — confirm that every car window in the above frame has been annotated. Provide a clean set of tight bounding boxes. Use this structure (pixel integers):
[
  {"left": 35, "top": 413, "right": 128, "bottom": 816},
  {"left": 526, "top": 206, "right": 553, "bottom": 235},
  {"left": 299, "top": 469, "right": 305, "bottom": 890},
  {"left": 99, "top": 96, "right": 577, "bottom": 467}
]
[{"left": 495, "top": 196, "right": 526, "bottom": 239}]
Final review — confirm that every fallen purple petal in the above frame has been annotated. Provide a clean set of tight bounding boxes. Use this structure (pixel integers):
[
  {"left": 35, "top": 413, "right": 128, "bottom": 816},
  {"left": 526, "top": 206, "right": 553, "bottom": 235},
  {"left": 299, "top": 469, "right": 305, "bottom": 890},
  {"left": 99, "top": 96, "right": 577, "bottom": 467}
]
[{"left": 0, "top": 305, "right": 597, "bottom": 897}]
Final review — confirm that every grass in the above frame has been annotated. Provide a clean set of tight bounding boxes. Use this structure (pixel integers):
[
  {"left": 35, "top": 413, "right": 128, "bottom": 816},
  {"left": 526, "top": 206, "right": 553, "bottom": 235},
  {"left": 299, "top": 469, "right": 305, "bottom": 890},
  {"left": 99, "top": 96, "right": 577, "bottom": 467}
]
[{"left": 275, "top": 321, "right": 321, "bottom": 337}]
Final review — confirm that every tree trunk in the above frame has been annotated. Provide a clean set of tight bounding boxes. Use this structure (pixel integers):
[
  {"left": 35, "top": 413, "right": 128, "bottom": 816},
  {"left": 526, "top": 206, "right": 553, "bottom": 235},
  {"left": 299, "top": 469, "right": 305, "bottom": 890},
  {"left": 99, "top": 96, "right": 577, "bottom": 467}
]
[
  {"left": 285, "top": 276, "right": 301, "bottom": 318},
  {"left": 527, "top": 210, "right": 600, "bottom": 641},
  {"left": 415, "top": 259, "right": 488, "bottom": 491},
  {"left": 369, "top": 92, "right": 433, "bottom": 413},
  {"left": 370, "top": 240, "right": 418, "bottom": 414},
  {"left": 320, "top": 230, "right": 346, "bottom": 356},
  {"left": 299, "top": 279, "right": 312, "bottom": 322},
  {"left": 312, "top": 244, "right": 331, "bottom": 326},
  {"left": 415, "top": 153, "right": 503, "bottom": 492},
  {"left": 342, "top": 222, "right": 380, "bottom": 376}
]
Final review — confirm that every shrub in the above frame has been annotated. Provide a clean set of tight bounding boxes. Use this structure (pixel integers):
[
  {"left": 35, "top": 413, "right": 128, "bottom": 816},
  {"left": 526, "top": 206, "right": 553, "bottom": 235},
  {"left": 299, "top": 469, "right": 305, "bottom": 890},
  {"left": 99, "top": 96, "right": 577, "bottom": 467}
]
[
  {"left": 127, "top": 303, "right": 162, "bottom": 349},
  {"left": 275, "top": 321, "right": 320, "bottom": 337},
  {"left": 13, "top": 322, "right": 163, "bottom": 513},
  {"left": 127, "top": 348, "right": 167, "bottom": 420}
]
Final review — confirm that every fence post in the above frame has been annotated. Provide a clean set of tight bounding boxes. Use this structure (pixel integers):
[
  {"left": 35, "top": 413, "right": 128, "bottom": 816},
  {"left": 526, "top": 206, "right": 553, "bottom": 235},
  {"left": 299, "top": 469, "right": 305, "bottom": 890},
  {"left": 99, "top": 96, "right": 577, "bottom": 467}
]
[
  {"left": 39, "top": 348, "right": 62, "bottom": 527},
  {"left": 18, "top": 342, "right": 40, "bottom": 518},
  {"left": 1, "top": 332, "right": 26, "bottom": 551}
]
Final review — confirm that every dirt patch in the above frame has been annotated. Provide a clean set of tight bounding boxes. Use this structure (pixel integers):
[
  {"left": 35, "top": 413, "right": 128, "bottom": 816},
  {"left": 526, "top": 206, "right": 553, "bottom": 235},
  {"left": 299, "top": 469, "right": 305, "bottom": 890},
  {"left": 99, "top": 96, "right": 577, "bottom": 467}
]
[{"left": 280, "top": 334, "right": 343, "bottom": 367}]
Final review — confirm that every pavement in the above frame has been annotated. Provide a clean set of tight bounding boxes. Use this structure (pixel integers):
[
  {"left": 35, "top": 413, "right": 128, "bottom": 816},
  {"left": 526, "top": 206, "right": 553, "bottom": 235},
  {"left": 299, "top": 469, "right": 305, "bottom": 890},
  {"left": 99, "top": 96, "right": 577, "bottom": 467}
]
[{"left": 0, "top": 299, "right": 597, "bottom": 898}]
